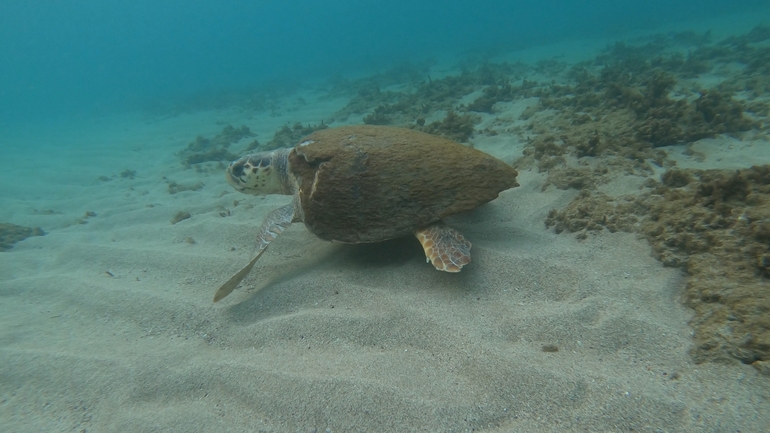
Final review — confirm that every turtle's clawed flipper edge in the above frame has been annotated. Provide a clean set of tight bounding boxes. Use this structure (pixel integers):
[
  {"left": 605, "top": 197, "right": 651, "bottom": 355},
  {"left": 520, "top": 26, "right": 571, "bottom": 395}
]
[
  {"left": 414, "top": 223, "right": 472, "bottom": 273},
  {"left": 213, "top": 203, "right": 295, "bottom": 302}
]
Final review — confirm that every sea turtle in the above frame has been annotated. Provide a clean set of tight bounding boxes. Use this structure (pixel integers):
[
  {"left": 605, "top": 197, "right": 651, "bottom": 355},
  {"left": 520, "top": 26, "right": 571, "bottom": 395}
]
[{"left": 214, "top": 125, "right": 518, "bottom": 302}]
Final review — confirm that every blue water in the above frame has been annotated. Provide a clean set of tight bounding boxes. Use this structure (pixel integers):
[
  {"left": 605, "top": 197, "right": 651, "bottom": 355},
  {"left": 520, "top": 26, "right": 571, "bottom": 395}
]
[{"left": 0, "top": 0, "right": 765, "bottom": 123}]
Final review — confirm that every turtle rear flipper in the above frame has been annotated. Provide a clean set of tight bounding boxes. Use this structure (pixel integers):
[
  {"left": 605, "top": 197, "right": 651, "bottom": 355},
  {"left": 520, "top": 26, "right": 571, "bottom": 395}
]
[
  {"left": 214, "top": 203, "right": 295, "bottom": 302},
  {"left": 414, "top": 223, "right": 472, "bottom": 273}
]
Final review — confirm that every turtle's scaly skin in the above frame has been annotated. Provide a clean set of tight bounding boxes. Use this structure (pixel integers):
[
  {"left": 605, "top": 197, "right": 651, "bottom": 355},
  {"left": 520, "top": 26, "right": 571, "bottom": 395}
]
[{"left": 289, "top": 125, "right": 519, "bottom": 243}]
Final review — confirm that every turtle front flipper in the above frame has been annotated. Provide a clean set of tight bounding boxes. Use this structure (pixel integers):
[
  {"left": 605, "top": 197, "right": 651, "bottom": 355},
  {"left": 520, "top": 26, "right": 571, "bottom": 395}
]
[
  {"left": 414, "top": 223, "right": 472, "bottom": 273},
  {"left": 213, "top": 203, "right": 296, "bottom": 302}
]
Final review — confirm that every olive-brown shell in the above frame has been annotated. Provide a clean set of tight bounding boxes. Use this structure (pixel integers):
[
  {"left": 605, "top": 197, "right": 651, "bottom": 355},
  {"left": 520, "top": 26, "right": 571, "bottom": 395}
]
[{"left": 288, "top": 125, "right": 518, "bottom": 243}]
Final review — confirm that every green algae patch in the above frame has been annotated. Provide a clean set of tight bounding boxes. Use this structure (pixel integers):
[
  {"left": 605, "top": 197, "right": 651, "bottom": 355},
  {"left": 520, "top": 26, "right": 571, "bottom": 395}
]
[{"left": 0, "top": 223, "right": 45, "bottom": 251}]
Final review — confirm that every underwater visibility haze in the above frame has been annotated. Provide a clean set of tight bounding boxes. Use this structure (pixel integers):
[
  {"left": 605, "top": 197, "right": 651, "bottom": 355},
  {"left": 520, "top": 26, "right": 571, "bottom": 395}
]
[
  {"left": 0, "top": 0, "right": 765, "bottom": 120},
  {"left": 1, "top": 1, "right": 770, "bottom": 432}
]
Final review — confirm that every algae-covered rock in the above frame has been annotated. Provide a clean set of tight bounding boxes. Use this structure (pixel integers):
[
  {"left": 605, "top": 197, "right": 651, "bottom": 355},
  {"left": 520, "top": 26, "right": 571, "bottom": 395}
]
[{"left": 546, "top": 166, "right": 770, "bottom": 369}]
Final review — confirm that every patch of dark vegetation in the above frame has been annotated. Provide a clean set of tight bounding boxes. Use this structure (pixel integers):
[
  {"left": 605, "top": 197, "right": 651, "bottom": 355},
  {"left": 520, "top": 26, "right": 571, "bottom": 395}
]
[
  {"left": 336, "top": 62, "right": 534, "bottom": 137},
  {"left": 337, "top": 85, "right": 406, "bottom": 124},
  {"left": 323, "top": 60, "right": 435, "bottom": 97},
  {"left": 533, "top": 59, "right": 569, "bottom": 76},
  {"left": 541, "top": 344, "right": 559, "bottom": 353},
  {"left": 352, "top": 74, "right": 476, "bottom": 126},
  {"left": 147, "top": 78, "right": 302, "bottom": 116},
  {"left": 0, "top": 223, "right": 45, "bottom": 251},
  {"left": 545, "top": 190, "right": 646, "bottom": 239},
  {"left": 412, "top": 110, "right": 480, "bottom": 143},
  {"left": 178, "top": 125, "right": 255, "bottom": 167},
  {"left": 467, "top": 80, "right": 538, "bottom": 113},
  {"left": 76, "top": 211, "right": 98, "bottom": 225},
  {"left": 513, "top": 27, "right": 768, "bottom": 192},
  {"left": 618, "top": 75, "right": 757, "bottom": 147},
  {"left": 515, "top": 108, "right": 671, "bottom": 191},
  {"left": 546, "top": 166, "right": 770, "bottom": 372},
  {"left": 165, "top": 178, "right": 204, "bottom": 195},
  {"left": 32, "top": 209, "right": 62, "bottom": 215},
  {"left": 171, "top": 211, "right": 192, "bottom": 225},
  {"left": 98, "top": 170, "right": 139, "bottom": 182},
  {"left": 264, "top": 121, "right": 329, "bottom": 150}
]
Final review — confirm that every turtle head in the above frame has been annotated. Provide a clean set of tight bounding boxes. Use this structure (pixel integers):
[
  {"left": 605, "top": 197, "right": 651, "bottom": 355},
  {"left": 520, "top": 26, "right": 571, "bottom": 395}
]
[{"left": 225, "top": 149, "right": 292, "bottom": 196}]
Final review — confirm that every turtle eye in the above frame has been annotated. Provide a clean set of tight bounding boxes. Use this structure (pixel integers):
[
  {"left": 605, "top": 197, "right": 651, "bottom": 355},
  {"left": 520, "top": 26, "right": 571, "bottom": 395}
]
[{"left": 230, "top": 162, "right": 244, "bottom": 177}]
